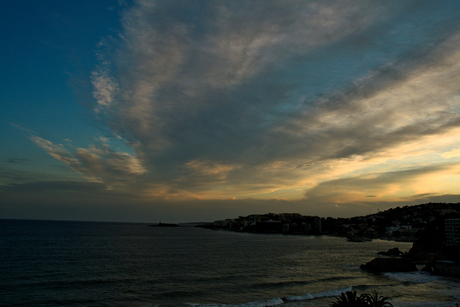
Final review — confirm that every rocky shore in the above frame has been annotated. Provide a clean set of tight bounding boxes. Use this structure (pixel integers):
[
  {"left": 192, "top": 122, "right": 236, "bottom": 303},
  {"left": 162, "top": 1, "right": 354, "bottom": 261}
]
[
  {"left": 360, "top": 247, "right": 418, "bottom": 273},
  {"left": 360, "top": 244, "right": 460, "bottom": 277}
]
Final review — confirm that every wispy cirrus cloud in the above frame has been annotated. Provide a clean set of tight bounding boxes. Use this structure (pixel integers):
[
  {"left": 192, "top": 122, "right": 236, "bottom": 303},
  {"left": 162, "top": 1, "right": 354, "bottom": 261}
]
[
  {"left": 31, "top": 136, "right": 80, "bottom": 166},
  {"left": 31, "top": 136, "right": 146, "bottom": 188}
]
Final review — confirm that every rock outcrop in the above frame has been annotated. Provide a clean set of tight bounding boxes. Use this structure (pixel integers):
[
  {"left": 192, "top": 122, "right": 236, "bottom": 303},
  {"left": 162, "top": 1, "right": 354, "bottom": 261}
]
[
  {"left": 377, "top": 247, "right": 403, "bottom": 257},
  {"left": 360, "top": 257, "right": 417, "bottom": 273}
]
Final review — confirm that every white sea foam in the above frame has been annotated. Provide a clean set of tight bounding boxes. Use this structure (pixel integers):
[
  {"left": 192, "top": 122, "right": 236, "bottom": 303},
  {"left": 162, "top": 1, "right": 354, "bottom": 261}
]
[
  {"left": 285, "top": 286, "right": 352, "bottom": 301},
  {"left": 235, "top": 297, "right": 285, "bottom": 307},
  {"left": 191, "top": 286, "right": 354, "bottom": 307},
  {"left": 189, "top": 297, "right": 284, "bottom": 307},
  {"left": 383, "top": 271, "right": 439, "bottom": 284},
  {"left": 284, "top": 293, "right": 314, "bottom": 301},
  {"left": 311, "top": 286, "right": 353, "bottom": 298},
  {"left": 391, "top": 300, "right": 459, "bottom": 307}
]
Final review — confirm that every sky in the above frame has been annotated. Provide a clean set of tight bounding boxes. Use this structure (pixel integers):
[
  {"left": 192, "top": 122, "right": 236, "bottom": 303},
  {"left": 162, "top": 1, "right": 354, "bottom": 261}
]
[{"left": 2, "top": 0, "right": 460, "bottom": 223}]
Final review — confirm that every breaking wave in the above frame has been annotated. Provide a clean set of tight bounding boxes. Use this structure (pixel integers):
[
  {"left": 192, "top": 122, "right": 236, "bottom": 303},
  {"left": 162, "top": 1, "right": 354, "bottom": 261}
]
[
  {"left": 383, "top": 271, "right": 439, "bottom": 284},
  {"left": 185, "top": 286, "right": 353, "bottom": 307}
]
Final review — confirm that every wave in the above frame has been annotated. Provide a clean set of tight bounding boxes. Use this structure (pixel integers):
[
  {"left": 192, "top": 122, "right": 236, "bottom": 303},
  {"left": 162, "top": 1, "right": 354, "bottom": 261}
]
[
  {"left": 391, "top": 300, "right": 459, "bottom": 307},
  {"left": 248, "top": 280, "right": 312, "bottom": 290},
  {"left": 187, "top": 297, "right": 284, "bottom": 307},
  {"left": 285, "top": 286, "right": 352, "bottom": 301},
  {"left": 186, "top": 286, "right": 353, "bottom": 307},
  {"left": 308, "top": 275, "right": 354, "bottom": 284},
  {"left": 183, "top": 285, "right": 460, "bottom": 307},
  {"left": 383, "top": 271, "right": 439, "bottom": 284},
  {"left": 247, "top": 276, "right": 353, "bottom": 291}
]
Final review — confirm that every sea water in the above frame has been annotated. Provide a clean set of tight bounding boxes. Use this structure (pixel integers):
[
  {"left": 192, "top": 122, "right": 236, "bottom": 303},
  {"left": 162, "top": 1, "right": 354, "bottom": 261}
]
[{"left": 1, "top": 219, "right": 459, "bottom": 307}]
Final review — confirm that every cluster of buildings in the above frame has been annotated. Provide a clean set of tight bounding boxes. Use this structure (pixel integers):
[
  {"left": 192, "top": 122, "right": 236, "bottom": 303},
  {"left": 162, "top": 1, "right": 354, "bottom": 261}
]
[
  {"left": 201, "top": 212, "right": 323, "bottom": 234},
  {"left": 198, "top": 203, "right": 460, "bottom": 276},
  {"left": 323, "top": 203, "right": 460, "bottom": 242},
  {"left": 200, "top": 203, "right": 460, "bottom": 244}
]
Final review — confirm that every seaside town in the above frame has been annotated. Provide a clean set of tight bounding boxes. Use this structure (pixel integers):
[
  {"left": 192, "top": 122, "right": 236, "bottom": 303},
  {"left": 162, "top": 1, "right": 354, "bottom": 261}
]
[
  {"left": 198, "top": 203, "right": 460, "bottom": 241},
  {"left": 152, "top": 203, "right": 460, "bottom": 277},
  {"left": 191, "top": 203, "right": 460, "bottom": 278}
]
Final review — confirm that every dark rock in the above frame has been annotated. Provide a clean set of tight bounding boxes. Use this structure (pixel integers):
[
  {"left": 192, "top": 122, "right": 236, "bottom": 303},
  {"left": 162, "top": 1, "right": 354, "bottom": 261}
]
[
  {"left": 421, "top": 262, "right": 435, "bottom": 272},
  {"left": 347, "top": 236, "right": 366, "bottom": 242},
  {"left": 433, "top": 261, "right": 460, "bottom": 277},
  {"left": 360, "top": 257, "right": 417, "bottom": 272},
  {"left": 378, "top": 247, "right": 402, "bottom": 257}
]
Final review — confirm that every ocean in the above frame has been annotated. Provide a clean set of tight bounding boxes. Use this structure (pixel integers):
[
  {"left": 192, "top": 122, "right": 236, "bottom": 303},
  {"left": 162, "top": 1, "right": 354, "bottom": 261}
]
[{"left": 1, "top": 219, "right": 459, "bottom": 307}]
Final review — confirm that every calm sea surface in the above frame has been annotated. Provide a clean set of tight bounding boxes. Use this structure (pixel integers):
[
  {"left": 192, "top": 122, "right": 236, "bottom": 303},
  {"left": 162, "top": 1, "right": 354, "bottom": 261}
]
[{"left": 1, "top": 219, "right": 459, "bottom": 307}]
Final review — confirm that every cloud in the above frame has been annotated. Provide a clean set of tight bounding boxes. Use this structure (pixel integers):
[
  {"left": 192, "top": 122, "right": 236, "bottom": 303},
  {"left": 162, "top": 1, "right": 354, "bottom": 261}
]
[
  {"left": 91, "top": 68, "right": 118, "bottom": 113},
  {"left": 29, "top": 1, "right": 460, "bottom": 204},
  {"left": 97, "top": 0, "right": 399, "bottom": 139},
  {"left": 304, "top": 165, "right": 451, "bottom": 203},
  {"left": 31, "top": 136, "right": 80, "bottom": 165},
  {"left": 0, "top": 180, "right": 147, "bottom": 221},
  {"left": 75, "top": 146, "right": 146, "bottom": 183},
  {"left": 6, "top": 158, "right": 30, "bottom": 164},
  {"left": 442, "top": 147, "right": 460, "bottom": 159},
  {"left": 30, "top": 136, "right": 146, "bottom": 188},
  {"left": 2, "top": 178, "right": 459, "bottom": 221},
  {"left": 185, "top": 159, "right": 240, "bottom": 177}
]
